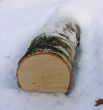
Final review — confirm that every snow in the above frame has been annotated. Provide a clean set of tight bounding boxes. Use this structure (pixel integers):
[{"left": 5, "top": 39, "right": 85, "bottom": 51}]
[{"left": 0, "top": 0, "right": 103, "bottom": 110}]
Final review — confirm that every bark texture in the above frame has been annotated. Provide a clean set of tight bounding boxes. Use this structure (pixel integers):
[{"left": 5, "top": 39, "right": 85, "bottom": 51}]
[{"left": 20, "top": 21, "right": 80, "bottom": 68}]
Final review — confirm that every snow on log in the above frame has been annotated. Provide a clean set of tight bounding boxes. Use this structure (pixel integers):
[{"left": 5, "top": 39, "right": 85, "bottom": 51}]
[{"left": 16, "top": 16, "right": 80, "bottom": 94}]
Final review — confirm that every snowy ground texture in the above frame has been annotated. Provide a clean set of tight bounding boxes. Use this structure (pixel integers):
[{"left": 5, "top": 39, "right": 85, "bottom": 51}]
[{"left": 0, "top": 0, "right": 103, "bottom": 110}]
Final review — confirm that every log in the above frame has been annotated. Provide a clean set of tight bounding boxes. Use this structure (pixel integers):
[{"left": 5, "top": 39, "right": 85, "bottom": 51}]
[
  {"left": 16, "top": 17, "right": 80, "bottom": 93},
  {"left": 95, "top": 99, "right": 103, "bottom": 106}
]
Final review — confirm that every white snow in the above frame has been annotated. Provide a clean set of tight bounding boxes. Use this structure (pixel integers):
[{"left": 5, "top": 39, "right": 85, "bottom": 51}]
[{"left": 0, "top": 0, "right": 103, "bottom": 110}]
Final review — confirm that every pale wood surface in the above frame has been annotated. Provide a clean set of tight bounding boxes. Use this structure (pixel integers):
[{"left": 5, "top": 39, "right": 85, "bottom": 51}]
[{"left": 17, "top": 53, "right": 71, "bottom": 93}]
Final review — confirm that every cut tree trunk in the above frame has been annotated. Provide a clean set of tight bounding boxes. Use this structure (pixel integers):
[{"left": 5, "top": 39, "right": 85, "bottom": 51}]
[{"left": 16, "top": 17, "right": 80, "bottom": 94}]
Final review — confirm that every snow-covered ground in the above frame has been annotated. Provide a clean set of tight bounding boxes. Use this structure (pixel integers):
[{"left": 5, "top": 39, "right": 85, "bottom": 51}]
[{"left": 0, "top": 0, "right": 103, "bottom": 110}]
